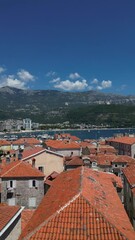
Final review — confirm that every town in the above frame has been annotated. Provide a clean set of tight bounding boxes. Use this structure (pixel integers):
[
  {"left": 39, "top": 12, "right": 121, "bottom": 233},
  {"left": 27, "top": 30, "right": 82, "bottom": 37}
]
[{"left": 0, "top": 130, "right": 135, "bottom": 239}]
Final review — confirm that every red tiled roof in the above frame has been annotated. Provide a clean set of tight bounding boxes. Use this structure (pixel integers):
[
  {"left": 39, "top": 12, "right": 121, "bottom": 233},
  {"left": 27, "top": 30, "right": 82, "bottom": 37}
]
[
  {"left": 21, "top": 147, "right": 45, "bottom": 160},
  {"left": 0, "top": 160, "right": 45, "bottom": 178},
  {"left": 123, "top": 165, "right": 135, "bottom": 186},
  {"left": 45, "top": 139, "right": 81, "bottom": 150},
  {"left": 65, "top": 156, "right": 83, "bottom": 166},
  {"left": 21, "top": 209, "right": 35, "bottom": 231},
  {"left": 0, "top": 139, "right": 11, "bottom": 146},
  {"left": 0, "top": 204, "right": 21, "bottom": 231},
  {"left": 12, "top": 138, "right": 41, "bottom": 145},
  {"left": 20, "top": 167, "right": 134, "bottom": 240},
  {"left": 112, "top": 155, "right": 135, "bottom": 164},
  {"left": 70, "top": 135, "right": 80, "bottom": 141},
  {"left": 107, "top": 136, "right": 135, "bottom": 145},
  {"left": 97, "top": 154, "right": 116, "bottom": 166}
]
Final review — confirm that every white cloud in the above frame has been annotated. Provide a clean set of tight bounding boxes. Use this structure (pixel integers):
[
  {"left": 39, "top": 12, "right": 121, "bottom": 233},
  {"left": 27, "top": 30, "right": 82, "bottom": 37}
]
[
  {"left": 91, "top": 78, "right": 99, "bottom": 84},
  {"left": 0, "top": 66, "right": 6, "bottom": 74},
  {"left": 17, "top": 69, "right": 35, "bottom": 81},
  {"left": 50, "top": 77, "right": 61, "bottom": 83},
  {"left": 0, "top": 75, "right": 26, "bottom": 89},
  {"left": 6, "top": 75, "right": 26, "bottom": 89},
  {"left": 101, "top": 80, "right": 112, "bottom": 89},
  {"left": 46, "top": 71, "right": 57, "bottom": 77},
  {"left": 0, "top": 68, "right": 36, "bottom": 89},
  {"left": 96, "top": 80, "right": 112, "bottom": 90},
  {"left": 69, "top": 72, "right": 81, "bottom": 80},
  {"left": 96, "top": 86, "right": 103, "bottom": 90},
  {"left": 54, "top": 79, "right": 88, "bottom": 91}
]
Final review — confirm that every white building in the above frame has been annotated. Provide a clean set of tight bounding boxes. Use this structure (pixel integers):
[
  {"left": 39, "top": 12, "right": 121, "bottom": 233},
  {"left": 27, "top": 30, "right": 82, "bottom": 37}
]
[{"left": 23, "top": 118, "right": 32, "bottom": 130}]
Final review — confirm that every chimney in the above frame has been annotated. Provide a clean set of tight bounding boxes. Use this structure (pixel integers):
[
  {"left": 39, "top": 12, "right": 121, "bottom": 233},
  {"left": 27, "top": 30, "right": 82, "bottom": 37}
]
[{"left": 32, "top": 158, "right": 36, "bottom": 168}]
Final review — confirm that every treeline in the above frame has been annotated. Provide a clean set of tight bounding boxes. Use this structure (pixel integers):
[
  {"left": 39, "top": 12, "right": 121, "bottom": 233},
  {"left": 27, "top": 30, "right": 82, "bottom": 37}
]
[
  {"left": 1, "top": 104, "right": 135, "bottom": 128},
  {"left": 66, "top": 104, "right": 135, "bottom": 127}
]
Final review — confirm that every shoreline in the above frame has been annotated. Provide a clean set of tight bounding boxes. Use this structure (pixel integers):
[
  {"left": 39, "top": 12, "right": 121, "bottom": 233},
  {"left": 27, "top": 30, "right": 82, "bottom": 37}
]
[{"left": 0, "top": 127, "right": 135, "bottom": 135}]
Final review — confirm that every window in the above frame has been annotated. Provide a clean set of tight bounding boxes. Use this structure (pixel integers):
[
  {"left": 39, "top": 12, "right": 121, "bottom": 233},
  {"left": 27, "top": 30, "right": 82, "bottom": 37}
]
[
  {"left": 29, "top": 179, "right": 38, "bottom": 188},
  {"left": 115, "top": 164, "right": 118, "bottom": 167},
  {"left": 38, "top": 166, "right": 44, "bottom": 172},
  {"left": 29, "top": 197, "right": 36, "bottom": 207},
  {"left": 7, "top": 180, "right": 16, "bottom": 189}
]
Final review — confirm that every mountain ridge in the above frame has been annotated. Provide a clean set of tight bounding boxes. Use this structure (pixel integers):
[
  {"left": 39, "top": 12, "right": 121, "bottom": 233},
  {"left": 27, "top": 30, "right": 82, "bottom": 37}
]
[{"left": 0, "top": 86, "right": 135, "bottom": 125}]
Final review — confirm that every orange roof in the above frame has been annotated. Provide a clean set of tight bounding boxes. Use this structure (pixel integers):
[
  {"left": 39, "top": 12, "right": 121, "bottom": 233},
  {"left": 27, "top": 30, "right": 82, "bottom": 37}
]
[
  {"left": 123, "top": 165, "right": 135, "bottom": 186},
  {"left": 0, "top": 139, "right": 11, "bottom": 146},
  {"left": 112, "top": 155, "right": 135, "bottom": 164},
  {"left": 21, "top": 147, "right": 45, "bottom": 160},
  {"left": 97, "top": 154, "right": 117, "bottom": 166},
  {"left": 0, "top": 160, "right": 45, "bottom": 178},
  {"left": 20, "top": 167, "right": 134, "bottom": 240},
  {"left": 65, "top": 156, "right": 83, "bottom": 166},
  {"left": 70, "top": 135, "right": 80, "bottom": 141},
  {"left": 21, "top": 209, "right": 35, "bottom": 231},
  {"left": 0, "top": 204, "right": 21, "bottom": 231},
  {"left": 107, "top": 136, "right": 135, "bottom": 145},
  {"left": 46, "top": 139, "right": 80, "bottom": 150},
  {"left": 12, "top": 138, "right": 41, "bottom": 145}
]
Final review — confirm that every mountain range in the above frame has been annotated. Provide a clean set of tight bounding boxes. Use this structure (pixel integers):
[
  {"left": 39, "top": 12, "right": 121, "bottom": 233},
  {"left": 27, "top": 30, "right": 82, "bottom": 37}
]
[{"left": 0, "top": 86, "right": 135, "bottom": 125}]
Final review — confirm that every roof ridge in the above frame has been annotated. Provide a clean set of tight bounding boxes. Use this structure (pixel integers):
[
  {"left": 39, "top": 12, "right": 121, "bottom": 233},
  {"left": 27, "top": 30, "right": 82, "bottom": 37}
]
[
  {"left": 22, "top": 192, "right": 81, "bottom": 240},
  {"left": 80, "top": 166, "right": 84, "bottom": 193},
  {"left": 22, "top": 149, "right": 46, "bottom": 160},
  {"left": 1, "top": 161, "right": 22, "bottom": 177},
  {"left": 81, "top": 195, "right": 131, "bottom": 240}
]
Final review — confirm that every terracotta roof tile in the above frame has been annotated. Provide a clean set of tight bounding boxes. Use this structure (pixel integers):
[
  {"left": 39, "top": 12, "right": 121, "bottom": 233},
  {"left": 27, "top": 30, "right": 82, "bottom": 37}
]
[
  {"left": 123, "top": 165, "right": 135, "bottom": 186},
  {"left": 0, "top": 204, "right": 21, "bottom": 231},
  {"left": 21, "top": 147, "right": 45, "bottom": 159},
  {"left": 20, "top": 167, "right": 134, "bottom": 240},
  {"left": 65, "top": 156, "right": 83, "bottom": 166},
  {"left": 107, "top": 136, "right": 135, "bottom": 145},
  {"left": 0, "top": 160, "right": 45, "bottom": 178},
  {"left": 13, "top": 138, "right": 41, "bottom": 145},
  {"left": 0, "top": 139, "right": 11, "bottom": 146},
  {"left": 21, "top": 209, "right": 35, "bottom": 231},
  {"left": 112, "top": 155, "right": 135, "bottom": 164},
  {"left": 46, "top": 140, "right": 80, "bottom": 150}
]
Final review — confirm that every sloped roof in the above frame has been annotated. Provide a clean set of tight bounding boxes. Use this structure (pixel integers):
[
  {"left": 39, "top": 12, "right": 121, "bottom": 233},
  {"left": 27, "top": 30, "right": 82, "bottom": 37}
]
[
  {"left": 21, "top": 209, "right": 35, "bottom": 231},
  {"left": 107, "top": 136, "right": 135, "bottom": 145},
  {"left": 0, "top": 204, "right": 21, "bottom": 231},
  {"left": 45, "top": 139, "right": 80, "bottom": 150},
  {"left": 65, "top": 156, "right": 83, "bottom": 166},
  {"left": 12, "top": 138, "right": 41, "bottom": 145},
  {"left": 123, "top": 165, "right": 135, "bottom": 186},
  {"left": 97, "top": 154, "right": 116, "bottom": 166},
  {"left": 112, "top": 155, "right": 135, "bottom": 164},
  {"left": 20, "top": 167, "right": 134, "bottom": 240},
  {"left": 0, "top": 139, "right": 11, "bottom": 146},
  {"left": 0, "top": 160, "right": 45, "bottom": 178},
  {"left": 21, "top": 147, "right": 45, "bottom": 160}
]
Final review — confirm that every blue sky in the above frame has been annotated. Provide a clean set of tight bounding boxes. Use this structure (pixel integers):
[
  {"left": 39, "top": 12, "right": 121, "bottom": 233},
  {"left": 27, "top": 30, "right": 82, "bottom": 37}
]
[{"left": 0, "top": 0, "right": 135, "bottom": 94}]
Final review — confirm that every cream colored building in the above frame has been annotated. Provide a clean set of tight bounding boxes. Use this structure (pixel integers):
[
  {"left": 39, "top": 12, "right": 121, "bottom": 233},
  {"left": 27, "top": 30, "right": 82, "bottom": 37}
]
[{"left": 22, "top": 148, "right": 64, "bottom": 178}]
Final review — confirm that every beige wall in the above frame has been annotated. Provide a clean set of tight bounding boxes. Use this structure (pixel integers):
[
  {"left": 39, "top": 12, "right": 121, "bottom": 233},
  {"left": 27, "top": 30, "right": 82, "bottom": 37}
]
[
  {"left": 0, "top": 145, "right": 11, "bottom": 151},
  {"left": 25, "top": 151, "right": 64, "bottom": 178}
]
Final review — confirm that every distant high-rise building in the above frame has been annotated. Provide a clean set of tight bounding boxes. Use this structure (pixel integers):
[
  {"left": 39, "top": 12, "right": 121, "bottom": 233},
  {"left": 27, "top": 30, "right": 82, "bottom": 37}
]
[{"left": 23, "top": 118, "right": 32, "bottom": 130}]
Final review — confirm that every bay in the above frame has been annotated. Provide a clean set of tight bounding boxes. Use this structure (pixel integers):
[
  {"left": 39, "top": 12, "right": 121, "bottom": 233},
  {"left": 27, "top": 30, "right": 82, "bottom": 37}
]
[{"left": 1, "top": 128, "right": 135, "bottom": 141}]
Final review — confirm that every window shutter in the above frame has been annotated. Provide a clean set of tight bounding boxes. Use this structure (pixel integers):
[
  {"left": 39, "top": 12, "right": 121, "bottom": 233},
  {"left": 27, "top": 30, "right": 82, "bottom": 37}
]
[
  {"left": 7, "top": 181, "right": 10, "bottom": 188},
  {"left": 29, "top": 180, "right": 32, "bottom": 188},
  {"left": 36, "top": 180, "right": 39, "bottom": 188},
  {"left": 13, "top": 180, "right": 16, "bottom": 188}
]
